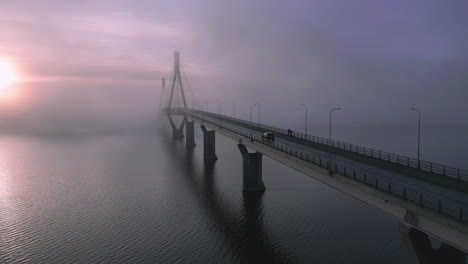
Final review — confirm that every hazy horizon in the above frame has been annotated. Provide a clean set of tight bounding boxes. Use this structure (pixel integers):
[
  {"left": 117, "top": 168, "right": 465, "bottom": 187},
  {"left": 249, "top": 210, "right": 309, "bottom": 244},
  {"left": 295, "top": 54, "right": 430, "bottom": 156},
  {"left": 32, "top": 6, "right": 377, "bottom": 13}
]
[
  {"left": 1, "top": 0, "right": 467, "bottom": 133},
  {"left": 1, "top": 2, "right": 468, "bottom": 263}
]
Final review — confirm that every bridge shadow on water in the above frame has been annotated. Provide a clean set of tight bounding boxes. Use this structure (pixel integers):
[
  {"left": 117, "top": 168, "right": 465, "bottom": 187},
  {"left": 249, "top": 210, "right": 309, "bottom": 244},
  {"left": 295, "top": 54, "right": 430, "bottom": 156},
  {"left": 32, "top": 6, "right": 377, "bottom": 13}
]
[
  {"left": 161, "top": 131, "right": 298, "bottom": 263},
  {"left": 157, "top": 116, "right": 468, "bottom": 263}
]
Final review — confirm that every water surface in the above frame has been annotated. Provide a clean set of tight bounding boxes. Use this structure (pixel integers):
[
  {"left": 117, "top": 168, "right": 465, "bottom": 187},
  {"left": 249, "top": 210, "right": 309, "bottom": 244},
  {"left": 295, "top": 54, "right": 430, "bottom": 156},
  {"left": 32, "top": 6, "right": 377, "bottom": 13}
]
[{"left": 0, "top": 126, "right": 437, "bottom": 263}]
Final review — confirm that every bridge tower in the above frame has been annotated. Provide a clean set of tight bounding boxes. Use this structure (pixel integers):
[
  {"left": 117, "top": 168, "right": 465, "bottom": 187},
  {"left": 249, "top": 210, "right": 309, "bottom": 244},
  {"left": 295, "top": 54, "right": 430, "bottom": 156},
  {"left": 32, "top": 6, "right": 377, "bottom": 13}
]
[
  {"left": 166, "top": 51, "right": 194, "bottom": 143},
  {"left": 167, "top": 51, "right": 187, "bottom": 109},
  {"left": 159, "top": 78, "right": 166, "bottom": 109}
]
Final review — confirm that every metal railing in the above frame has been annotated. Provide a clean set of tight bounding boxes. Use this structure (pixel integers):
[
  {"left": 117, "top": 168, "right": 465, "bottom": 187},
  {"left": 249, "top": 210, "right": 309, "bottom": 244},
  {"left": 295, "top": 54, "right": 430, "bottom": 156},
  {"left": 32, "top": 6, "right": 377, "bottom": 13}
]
[
  {"left": 180, "top": 109, "right": 468, "bottom": 223},
  {"left": 190, "top": 109, "right": 468, "bottom": 182}
]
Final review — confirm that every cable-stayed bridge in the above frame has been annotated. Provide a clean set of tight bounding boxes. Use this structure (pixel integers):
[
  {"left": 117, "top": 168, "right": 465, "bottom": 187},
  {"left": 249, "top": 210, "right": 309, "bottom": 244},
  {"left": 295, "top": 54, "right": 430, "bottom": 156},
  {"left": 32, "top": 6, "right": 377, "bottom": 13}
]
[{"left": 161, "top": 52, "right": 468, "bottom": 263}]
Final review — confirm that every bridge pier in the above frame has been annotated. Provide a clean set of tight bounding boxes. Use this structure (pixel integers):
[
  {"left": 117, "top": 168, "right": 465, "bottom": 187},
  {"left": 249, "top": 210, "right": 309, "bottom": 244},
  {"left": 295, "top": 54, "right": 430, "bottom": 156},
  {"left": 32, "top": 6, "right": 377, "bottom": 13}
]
[
  {"left": 238, "top": 144, "right": 266, "bottom": 192},
  {"left": 399, "top": 225, "right": 466, "bottom": 264},
  {"left": 168, "top": 114, "right": 186, "bottom": 140},
  {"left": 185, "top": 119, "right": 196, "bottom": 148},
  {"left": 201, "top": 125, "right": 218, "bottom": 160}
]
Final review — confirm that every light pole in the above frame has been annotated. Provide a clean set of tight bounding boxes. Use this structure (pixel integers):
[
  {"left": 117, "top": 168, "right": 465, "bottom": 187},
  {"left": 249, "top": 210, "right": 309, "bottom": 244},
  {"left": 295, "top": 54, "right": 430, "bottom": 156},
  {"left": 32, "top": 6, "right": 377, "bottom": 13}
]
[
  {"left": 328, "top": 107, "right": 341, "bottom": 171},
  {"left": 232, "top": 102, "right": 236, "bottom": 118},
  {"left": 218, "top": 102, "right": 223, "bottom": 128},
  {"left": 299, "top": 104, "right": 308, "bottom": 135},
  {"left": 203, "top": 101, "right": 208, "bottom": 112},
  {"left": 410, "top": 108, "right": 421, "bottom": 168},
  {"left": 250, "top": 103, "right": 257, "bottom": 140},
  {"left": 258, "top": 103, "right": 261, "bottom": 125}
]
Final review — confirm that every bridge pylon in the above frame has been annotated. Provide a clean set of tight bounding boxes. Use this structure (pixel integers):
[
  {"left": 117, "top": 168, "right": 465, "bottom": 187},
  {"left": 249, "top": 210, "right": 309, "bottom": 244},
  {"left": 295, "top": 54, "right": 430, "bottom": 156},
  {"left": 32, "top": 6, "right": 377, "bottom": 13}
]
[
  {"left": 159, "top": 78, "right": 166, "bottom": 110},
  {"left": 185, "top": 119, "right": 196, "bottom": 148},
  {"left": 167, "top": 51, "right": 187, "bottom": 109},
  {"left": 201, "top": 125, "right": 218, "bottom": 160},
  {"left": 167, "top": 51, "right": 188, "bottom": 140},
  {"left": 399, "top": 225, "right": 466, "bottom": 264},
  {"left": 238, "top": 144, "right": 266, "bottom": 192}
]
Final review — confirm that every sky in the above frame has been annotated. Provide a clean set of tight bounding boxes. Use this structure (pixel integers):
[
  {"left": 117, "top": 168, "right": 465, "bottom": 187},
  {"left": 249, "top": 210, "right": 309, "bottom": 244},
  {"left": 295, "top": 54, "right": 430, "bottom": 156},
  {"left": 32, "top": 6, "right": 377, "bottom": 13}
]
[{"left": 0, "top": 0, "right": 467, "bottom": 134}]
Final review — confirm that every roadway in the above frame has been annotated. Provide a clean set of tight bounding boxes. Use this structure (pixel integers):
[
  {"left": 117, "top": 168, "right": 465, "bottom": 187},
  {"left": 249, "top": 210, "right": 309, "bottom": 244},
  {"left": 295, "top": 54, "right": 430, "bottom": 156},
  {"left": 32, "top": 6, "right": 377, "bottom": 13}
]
[{"left": 180, "top": 109, "right": 468, "bottom": 213}]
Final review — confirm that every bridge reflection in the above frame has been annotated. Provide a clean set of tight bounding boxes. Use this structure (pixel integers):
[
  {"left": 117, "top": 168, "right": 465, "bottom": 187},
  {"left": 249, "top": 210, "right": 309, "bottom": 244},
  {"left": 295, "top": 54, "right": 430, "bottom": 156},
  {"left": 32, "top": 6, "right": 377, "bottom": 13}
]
[
  {"left": 162, "top": 126, "right": 468, "bottom": 263},
  {"left": 163, "top": 132, "right": 296, "bottom": 263}
]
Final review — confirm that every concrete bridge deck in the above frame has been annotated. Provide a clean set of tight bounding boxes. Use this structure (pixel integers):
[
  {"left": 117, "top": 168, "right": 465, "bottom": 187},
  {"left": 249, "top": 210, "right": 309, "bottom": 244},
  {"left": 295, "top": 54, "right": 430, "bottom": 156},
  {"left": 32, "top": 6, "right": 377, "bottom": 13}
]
[
  {"left": 186, "top": 109, "right": 468, "bottom": 192},
  {"left": 165, "top": 107, "right": 468, "bottom": 257},
  {"left": 160, "top": 51, "right": 467, "bottom": 262},
  {"left": 185, "top": 110, "right": 468, "bottom": 207}
]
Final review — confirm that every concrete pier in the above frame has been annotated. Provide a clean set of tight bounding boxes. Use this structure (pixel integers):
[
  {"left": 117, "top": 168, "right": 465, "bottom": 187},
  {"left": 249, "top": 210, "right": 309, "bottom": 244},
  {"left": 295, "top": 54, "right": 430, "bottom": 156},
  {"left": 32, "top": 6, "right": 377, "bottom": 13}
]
[
  {"left": 201, "top": 125, "right": 218, "bottom": 160},
  {"left": 177, "top": 108, "right": 468, "bottom": 252},
  {"left": 168, "top": 114, "right": 186, "bottom": 140},
  {"left": 399, "top": 225, "right": 466, "bottom": 264},
  {"left": 185, "top": 119, "right": 196, "bottom": 148},
  {"left": 238, "top": 144, "right": 266, "bottom": 192}
]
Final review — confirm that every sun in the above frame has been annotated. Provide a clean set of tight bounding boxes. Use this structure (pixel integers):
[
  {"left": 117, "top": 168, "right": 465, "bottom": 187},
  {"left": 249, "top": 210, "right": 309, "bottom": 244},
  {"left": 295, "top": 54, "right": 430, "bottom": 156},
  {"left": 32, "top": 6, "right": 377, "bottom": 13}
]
[{"left": 0, "top": 59, "right": 18, "bottom": 91}]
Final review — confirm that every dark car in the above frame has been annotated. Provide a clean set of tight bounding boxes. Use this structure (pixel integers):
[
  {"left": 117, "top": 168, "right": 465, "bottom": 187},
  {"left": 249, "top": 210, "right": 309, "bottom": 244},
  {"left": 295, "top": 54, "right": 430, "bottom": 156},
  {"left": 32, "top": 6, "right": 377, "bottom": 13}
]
[{"left": 261, "top": 132, "right": 275, "bottom": 141}]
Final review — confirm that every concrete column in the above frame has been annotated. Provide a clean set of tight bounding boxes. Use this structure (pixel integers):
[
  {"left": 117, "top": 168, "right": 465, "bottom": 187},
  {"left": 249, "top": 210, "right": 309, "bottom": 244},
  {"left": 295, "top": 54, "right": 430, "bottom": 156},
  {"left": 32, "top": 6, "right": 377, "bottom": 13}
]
[
  {"left": 238, "top": 144, "right": 266, "bottom": 192},
  {"left": 185, "top": 119, "right": 196, "bottom": 148},
  {"left": 168, "top": 114, "right": 185, "bottom": 140},
  {"left": 399, "top": 225, "right": 466, "bottom": 264},
  {"left": 201, "top": 125, "right": 218, "bottom": 160}
]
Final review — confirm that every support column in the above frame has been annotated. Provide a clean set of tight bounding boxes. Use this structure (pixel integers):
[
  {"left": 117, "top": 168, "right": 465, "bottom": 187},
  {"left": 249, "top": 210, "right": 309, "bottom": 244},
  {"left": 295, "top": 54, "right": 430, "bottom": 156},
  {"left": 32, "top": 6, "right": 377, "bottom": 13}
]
[
  {"left": 168, "top": 114, "right": 186, "bottom": 140},
  {"left": 185, "top": 119, "right": 196, "bottom": 148},
  {"left": 399, "top": 225, "right": 466, "bottom": 264},
  {"left": 238, "top": 144, "right": 266, "bottom": 192},
  {"left": 201, "top": 125, "right": 218, "bottom": 160}
]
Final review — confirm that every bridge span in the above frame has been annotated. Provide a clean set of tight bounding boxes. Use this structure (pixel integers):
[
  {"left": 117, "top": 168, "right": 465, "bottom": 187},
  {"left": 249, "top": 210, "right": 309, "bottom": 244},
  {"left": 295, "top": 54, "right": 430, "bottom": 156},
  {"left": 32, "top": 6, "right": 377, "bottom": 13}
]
[
  {"left": 160, "top": 51, "right": 467, "bottom": 263},
  {"left": 163, "top": 106, "right": 468, "bottom": 263}
]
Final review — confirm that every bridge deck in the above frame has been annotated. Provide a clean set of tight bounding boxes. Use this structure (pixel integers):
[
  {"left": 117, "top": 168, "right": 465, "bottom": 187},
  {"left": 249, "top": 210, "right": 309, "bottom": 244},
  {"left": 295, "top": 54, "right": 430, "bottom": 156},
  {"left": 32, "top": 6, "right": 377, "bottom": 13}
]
[
  {"left": 174, "top": 108, "right": 468, "bottom": 216},
  {"left": 168, "top": 108, "right": 468, "bottom": 253}
]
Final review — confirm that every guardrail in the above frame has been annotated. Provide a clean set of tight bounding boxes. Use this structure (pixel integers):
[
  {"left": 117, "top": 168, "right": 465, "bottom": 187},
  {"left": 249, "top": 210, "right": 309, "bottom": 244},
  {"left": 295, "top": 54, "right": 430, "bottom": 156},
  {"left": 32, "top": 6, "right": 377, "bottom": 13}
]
[
  {"left": 187, "top": 109, "right": 468, "bottom": 182},
  {"left": 180, "top": 109, "right": 468, "bottom": 223}
]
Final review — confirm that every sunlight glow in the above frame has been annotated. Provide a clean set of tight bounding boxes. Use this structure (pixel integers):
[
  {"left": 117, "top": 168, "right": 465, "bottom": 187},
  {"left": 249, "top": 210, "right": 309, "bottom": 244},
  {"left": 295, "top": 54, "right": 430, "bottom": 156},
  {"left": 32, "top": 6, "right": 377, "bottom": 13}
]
[{"left": 0, "top": 59, "right": 18, "bottom": 91}]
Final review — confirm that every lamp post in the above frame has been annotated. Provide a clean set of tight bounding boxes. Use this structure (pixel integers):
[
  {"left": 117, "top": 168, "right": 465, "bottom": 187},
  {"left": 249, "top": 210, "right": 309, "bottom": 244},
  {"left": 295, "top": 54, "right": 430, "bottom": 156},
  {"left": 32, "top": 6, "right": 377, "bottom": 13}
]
[
  {"left": 299, "top": 104, "right": 308, "bottom": 135},
  {"left": 410, "top": 108, "right": 421, "bottom": 168},
  {"left": 218, "top": 102, "right": 223, "bottom": 128},
  {"left": 232, "top": 102, "right": 236, "bottom": 118},
  {"left": 250, "top": 103, "right": 257, "bottom": 140},
  {"left": 257, "top": 103, "right": 260, "bottom": 125},
  {"left": 203, "top": 101, "right": 208, "bottom": 112},
  {"left": 328, "top": 107, "right": 341, "bottom": 171}
]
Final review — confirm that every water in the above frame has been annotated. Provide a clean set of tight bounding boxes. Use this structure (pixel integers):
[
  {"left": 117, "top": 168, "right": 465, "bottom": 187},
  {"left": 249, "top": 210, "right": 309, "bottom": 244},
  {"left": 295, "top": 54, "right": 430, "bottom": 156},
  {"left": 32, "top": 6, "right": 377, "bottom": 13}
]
[{"left": 1, "top": 123, "right": 463, "bottom": 263}]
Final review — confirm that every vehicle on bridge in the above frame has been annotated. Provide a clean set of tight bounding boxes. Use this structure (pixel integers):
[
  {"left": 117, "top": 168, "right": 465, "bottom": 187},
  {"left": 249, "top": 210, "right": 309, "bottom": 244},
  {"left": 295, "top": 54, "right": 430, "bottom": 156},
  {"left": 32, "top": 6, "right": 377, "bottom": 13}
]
[{"left": 261, "top": 132, "right": 275, "bottom": 141}]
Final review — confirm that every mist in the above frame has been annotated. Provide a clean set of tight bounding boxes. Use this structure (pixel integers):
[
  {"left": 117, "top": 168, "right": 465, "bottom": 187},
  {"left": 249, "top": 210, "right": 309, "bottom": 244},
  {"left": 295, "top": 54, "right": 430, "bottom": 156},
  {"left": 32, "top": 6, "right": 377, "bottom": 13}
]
[{"left": 1, "top": 0, "right": 467, "bottom": 135}]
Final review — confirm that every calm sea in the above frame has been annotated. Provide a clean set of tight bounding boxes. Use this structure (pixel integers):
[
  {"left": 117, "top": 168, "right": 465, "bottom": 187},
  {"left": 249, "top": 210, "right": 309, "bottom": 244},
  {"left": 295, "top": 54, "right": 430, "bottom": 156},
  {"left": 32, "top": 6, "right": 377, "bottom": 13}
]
[{"left": 1, "top": 121, "right": 466, "bottom": 263}]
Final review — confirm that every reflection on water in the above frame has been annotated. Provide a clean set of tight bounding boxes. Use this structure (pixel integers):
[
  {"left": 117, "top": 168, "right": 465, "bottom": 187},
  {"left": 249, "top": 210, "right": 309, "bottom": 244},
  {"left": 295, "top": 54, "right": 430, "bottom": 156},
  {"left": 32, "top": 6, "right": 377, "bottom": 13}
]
[
  {"left": 163, "top": 135, "right": 295, "bottom": 263},
  {"left": 0, "top": 129, "right": 415, "bottom": 263}
]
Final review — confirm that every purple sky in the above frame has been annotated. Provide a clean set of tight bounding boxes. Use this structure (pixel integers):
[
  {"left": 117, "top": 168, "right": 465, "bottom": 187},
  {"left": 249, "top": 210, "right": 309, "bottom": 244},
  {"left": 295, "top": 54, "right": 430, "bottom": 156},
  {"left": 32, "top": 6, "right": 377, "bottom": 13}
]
[{"left": 0, "top": 0, "right": 467, "bottom": 133}]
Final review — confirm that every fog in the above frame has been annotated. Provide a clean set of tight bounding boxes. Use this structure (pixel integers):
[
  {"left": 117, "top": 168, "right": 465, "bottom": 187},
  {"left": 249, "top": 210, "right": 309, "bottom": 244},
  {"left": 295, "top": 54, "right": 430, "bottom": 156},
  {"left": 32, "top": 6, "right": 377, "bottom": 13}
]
[{"left": 0, "top": 0, "right": 467, "bottom": 134}]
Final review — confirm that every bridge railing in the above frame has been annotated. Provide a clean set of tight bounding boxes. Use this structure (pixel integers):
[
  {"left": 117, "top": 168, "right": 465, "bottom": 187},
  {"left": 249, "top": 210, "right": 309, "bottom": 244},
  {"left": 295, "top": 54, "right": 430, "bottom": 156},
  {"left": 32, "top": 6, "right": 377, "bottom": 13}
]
[
  {"left": 190, "top": 109, "right": 468, "bottom": 182},
  {"left": 181, "top": 109, "right": 468, "bottom": 223},
  {"left": 268, "top": 126, "right": 468, "bottom": 182}
]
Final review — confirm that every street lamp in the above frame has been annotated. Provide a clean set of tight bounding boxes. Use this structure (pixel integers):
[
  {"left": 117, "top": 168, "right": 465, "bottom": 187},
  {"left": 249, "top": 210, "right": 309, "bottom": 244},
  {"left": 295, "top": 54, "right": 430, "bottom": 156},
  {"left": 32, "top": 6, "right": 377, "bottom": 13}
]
[
  {"left": 232, "top": 102, "right": 236, "bottom": 118},
  {"left": 250, "top": 103, "right": 257, "bottom": 140},
  {"left": 218, "top": 102, "right": 223, "bottom": 128},
  {"left": 258, "top": 103, "right": 261, "bottom": 125},
  {"left": 218, "top": 101, "right": 223, "bottom": 114},
  {"left": 299, "top": 104, "right": 308, "bottom": 135},
  {"left": 203, "top": 101, "right": 208, "bottom": 112},
  {"left": 410, "top": 108, "right": 421, "bottom": 168},
  {"left": 328, "top": 107, "right": 341, "bottom": 171}
]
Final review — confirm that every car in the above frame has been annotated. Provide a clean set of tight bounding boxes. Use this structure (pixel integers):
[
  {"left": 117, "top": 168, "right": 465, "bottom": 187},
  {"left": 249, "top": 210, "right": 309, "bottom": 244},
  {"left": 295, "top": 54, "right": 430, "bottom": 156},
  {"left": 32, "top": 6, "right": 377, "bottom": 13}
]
[{"left": 261, "top": 132, "right": 275, "bottom": 141}]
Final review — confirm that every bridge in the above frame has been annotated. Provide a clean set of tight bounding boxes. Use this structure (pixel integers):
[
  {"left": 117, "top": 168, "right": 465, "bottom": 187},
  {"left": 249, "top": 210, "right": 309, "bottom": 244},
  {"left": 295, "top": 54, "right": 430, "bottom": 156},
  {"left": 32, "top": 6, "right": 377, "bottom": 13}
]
[{"left": 161, "top": 52, "right": 468, "bottom": 263}]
